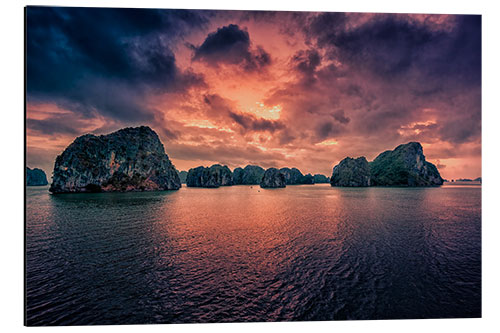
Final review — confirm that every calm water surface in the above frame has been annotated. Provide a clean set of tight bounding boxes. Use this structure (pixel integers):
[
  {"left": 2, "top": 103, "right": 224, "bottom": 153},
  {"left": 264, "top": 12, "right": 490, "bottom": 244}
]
[{"left": 26, "top": 184, "right": 481, "bottom": 325}]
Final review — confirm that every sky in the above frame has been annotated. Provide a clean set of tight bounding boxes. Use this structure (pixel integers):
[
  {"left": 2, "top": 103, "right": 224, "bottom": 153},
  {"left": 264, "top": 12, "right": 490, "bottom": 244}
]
[{"left": 26, "top": 7, "right": 481, "bottom": 180}]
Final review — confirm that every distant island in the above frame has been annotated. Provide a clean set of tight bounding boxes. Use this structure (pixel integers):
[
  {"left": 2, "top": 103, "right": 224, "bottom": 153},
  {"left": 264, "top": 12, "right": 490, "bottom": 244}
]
[
  {"left": 184, "top": 164, "right": 326, "bottom": 188},
  {"left": 454, "top": 177, "right": 482, "bottom": 182},
  {"left": 178, "top": 170, "right": 188, "bottom": 184},
  {"left": 26, "top": 167, "right": 48, "bottom": 186},
  {"left": 445, "top": 177, "right": 482, "bottom": 184},
  {"left": 330, "top": 142, "right": 443, "bottom": 187},
  {"left": 43, "top": 126, "right": 452, "bottom": 193}
]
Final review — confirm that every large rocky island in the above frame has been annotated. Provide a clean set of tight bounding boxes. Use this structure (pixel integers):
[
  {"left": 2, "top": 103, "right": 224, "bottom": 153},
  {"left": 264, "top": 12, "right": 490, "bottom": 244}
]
[
  {"left": 49, "top": 126, "right": 181, "bottom": 193},
  {"left": 330, "top": 142, "right": 443, "bottom": 187},
  {"left": 26, "top": 167, "right": 48, "bottom": 186}
]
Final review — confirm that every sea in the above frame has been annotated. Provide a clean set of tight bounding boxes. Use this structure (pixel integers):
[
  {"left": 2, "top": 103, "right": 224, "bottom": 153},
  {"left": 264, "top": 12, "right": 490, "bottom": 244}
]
[{"left": 25, "top": 184, "right": 481, "bottom": 325}]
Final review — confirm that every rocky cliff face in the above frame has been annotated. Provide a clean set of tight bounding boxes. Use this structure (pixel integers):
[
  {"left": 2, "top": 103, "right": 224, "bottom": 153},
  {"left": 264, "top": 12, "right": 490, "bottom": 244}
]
[
  {"left": 330, "top": 157, "right": 371, "bottom": 187},
  {"left": 279, "top": 167, "right": 316, "bottom": 184},
  {"left": 26, "top": 167, "right": 48, "bottom": 186},
  {"left": 233, "top": 165, "right": 265, "bottom": 185},
  {"left": 279, "top": 167, "right": 304, "bottom": 185},
  {"left": 186, "top": 164, "right": 233, "bottom": 188},
  {"left": 186, "top": 166, "right": 206, "bottom": 187},
  {"left": 280, "top": 168, "right": 304, "bottom": 185},
  {"left": 49, "top": 126, "right": 181, "bottom": 193},
  {"left": 370, "top": 142, "right": 443, "bottom": 186},
  {"left": 178, "top": 170, "right": 188, "bottom": 184},
  {"left": 260, "top": 168, "right": 286, "bottom": 188},
  {"left": 233, "top": 167, "right": 243, "bottom": 184}
]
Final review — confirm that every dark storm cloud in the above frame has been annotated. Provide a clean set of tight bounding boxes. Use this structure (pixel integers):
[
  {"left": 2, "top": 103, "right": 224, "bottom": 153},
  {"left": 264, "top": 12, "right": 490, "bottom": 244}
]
[
  {"left": 307, "top": 14, "right": 481, "bottom": 84},
  {"left": 27, "top": 116, "right": 81, "bottom": 136},
  {"left": 238, "top": 11, "right": 278, "bottom": 22},
  {"left": 291, "top": 49, "right": 321, "bottom": 84},
  {"left": 438, "top": 112, "right": 482, "bottom": 144},
  {"left": 315, "top": 121, "right": 343, "bottom": 141},
  {"left": 332, "top": 109, "right": 350, "bottom": 124},
  {"left": 277, "top": 130, "right": 296, "bottom": 145},
  {"left": 46, "top": 80, "right": 158, "bottom": 122},
  {"left": 193, "top": 24, "right": 250, "bottom": 63},
  {"left": 203, "top": 93, "right": 234, "bottom": 116},
  {"left": 199, "top": 93, "right": 286, "bottom": 134},
  {"left": 158, "top": 127, "right": 180, "bottom": 140},
  {"left": 192, "top": 24, "right": 271, "bottom": 70},
  {"left": 26, "top": 6, "right": 208, "bottom": 121},
  {"left": 166, "top": 141, "right": 289, "bottom": 168},
  {"left": 299, "top": 13, "right": 481, "bottom": 149},
  {"left": 343, "top": 84, "right": 363, "bottom": 98},
  {"left": 229, "top": 111, "right": 285, "bottom": 133},
  {"left": 436, "top": 162, "right": 447, "bottom": 169},
  {"left": 306, "top": 12, "right": 348, "bottom": 45}
]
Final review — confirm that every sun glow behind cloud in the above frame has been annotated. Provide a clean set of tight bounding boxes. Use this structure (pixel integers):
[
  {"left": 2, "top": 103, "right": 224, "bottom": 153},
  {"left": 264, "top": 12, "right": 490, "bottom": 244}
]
[
  {"left": 316, "top": 139, "right": 339, "bottom": 146},
  {"left": 398, "top": 120, "right": 438, "bottom": 136},
  {"left": 185, "top": 119, "right": 234, "bottom": 132},
  {"left": 247, "top": 103, "right": 282, "bottom": 120}
]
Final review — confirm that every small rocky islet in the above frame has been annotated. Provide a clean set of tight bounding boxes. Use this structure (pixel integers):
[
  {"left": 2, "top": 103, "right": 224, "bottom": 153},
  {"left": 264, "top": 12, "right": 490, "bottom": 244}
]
[
  {"left": 26, "top": 167, "right": 48, "bottom": 186},
  {"left": 46, "top": 126, "right": 443, "bottom": 193},
  {"left": 178, "top": 170, "right": 188, "bottom": 184}
]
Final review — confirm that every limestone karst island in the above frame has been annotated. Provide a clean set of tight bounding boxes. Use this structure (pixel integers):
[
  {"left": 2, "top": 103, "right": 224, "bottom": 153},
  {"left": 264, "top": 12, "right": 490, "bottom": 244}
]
[{"left": 39, "top": 126, "right": 444, "bottom": 193}]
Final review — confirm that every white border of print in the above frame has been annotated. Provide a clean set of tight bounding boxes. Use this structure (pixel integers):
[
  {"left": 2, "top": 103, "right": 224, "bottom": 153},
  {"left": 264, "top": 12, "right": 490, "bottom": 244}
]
[{"left": 2, "top": 0, "right": 498, "bottom": 332}]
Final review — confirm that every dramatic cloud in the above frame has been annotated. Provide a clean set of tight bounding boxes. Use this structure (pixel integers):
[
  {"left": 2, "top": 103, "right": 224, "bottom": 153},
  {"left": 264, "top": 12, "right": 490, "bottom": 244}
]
[
  {"left": 192, "top": 24, "right": 271, "bottom": 71},
  {"left": 26, "top": 7, "right": 207, "bottom": 122},
  {"left": 27, "top": 115, "right": 82, "bottom": 136},
  {"left": 332, "top": 110, "right": 350, "bottom": 124},
  {"left": 228, "top": 111, "right": 285, "bottom": 133},
  {"left": 26, "top": 8, "right": 481, "bottom": 180},
  {"left": 309, "top": 14, "right": 481, "bottom": 85}
]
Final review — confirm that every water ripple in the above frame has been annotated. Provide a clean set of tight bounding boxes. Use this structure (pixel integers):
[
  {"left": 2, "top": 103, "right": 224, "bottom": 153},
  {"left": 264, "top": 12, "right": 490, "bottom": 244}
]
[{"left": 26, "top": 185, "right": 481, "bottom": 325}]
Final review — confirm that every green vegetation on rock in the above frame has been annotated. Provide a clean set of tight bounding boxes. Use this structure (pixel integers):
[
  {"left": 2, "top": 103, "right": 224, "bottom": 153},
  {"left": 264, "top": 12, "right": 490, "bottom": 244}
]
[
  {"left": 330, "top": 157, "right": 371, "bottom": 187},
  {"left": 50, "top": 126, "right": 181, "bottom": 193},
  {"left": 186, "top": 164, "right": 233, "bottom": 188},
  {"left": 369, "top": 142, "right": 443, "bottom": 186},
  {"left": 330, "top": 142, "right": 443, "bottom": 187},
  {"left": 233, "top": 165, "right": 265, "bottom": 185}
]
